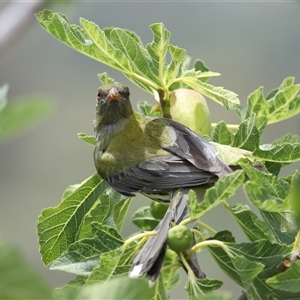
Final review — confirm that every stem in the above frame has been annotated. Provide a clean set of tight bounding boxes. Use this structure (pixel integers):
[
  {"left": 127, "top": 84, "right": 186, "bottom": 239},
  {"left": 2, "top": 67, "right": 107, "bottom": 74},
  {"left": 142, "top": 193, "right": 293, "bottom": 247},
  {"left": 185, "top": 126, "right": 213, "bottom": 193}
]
[
  {"left": 223, "top": 200, "right": 230, "bottom": 209},
  {"left": 161, "top": 262, "right": 182, "bottom": 272},
  {"left": 196, "top": 221, "right": 217, "bottom": 235},
  {"left": 186, "top": 240, "right": 232, "bottom": 261},
  {"left": 211, "top": 122, "right": 239, "bottom": 131},
  {"left": 180, "top": 215, "right": 199, "bottom": 226},
  {"left": 178, "top": 252, "right": 194, "bottom": 276},
  {"left": 190, "top": 228, "right": 205, "bottom": 240},
  {"left": 158, "top": 89, "right": 172, "bottom": 119},
  {"left": 123, "top": 231, "right": 157, "bottom": 248},
  {"left": 129, "top": 72, "right": 159, "bottom": 91}
]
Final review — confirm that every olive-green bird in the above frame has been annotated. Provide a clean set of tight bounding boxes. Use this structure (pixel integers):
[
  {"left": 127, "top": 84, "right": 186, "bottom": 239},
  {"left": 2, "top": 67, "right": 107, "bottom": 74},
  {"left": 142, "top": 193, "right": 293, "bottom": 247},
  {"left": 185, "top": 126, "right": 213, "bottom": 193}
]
[{"left": 93, "top": 83, "right": 232, "bottom": 283}]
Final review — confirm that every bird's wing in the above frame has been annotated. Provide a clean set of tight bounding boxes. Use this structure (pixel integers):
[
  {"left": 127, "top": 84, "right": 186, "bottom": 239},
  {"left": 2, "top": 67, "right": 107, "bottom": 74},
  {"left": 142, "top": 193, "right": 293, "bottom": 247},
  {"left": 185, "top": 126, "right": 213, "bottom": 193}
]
[
  {"left": 107, "top": 154, "right": 218, "bottom": 197},
  {"left": 160, "top": 119, "right": 232, "bottom": 177},
  {"left": 106, "top": 119, "right": 231, "bottom": 197}
]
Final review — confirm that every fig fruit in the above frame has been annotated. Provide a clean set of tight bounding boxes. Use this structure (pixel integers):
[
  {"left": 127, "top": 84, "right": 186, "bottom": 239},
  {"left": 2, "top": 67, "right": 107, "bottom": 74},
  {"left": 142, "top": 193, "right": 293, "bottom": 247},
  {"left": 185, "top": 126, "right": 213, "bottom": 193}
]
[
  {"left": 169, "top": 89, "right": 211, "bottom": 137},
  {"left": 167, "top": 225, "right": 193, "bottom": 252},
  {"left": 150, "top": 201, "right": 168, "bottom": 220}
]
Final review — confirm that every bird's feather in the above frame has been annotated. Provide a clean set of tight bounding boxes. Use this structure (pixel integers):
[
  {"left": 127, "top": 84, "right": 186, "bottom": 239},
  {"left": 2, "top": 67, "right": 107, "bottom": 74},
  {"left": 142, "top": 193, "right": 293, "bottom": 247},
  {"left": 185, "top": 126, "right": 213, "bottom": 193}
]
[{"left": 105, "top": 117, "right": 230, "bottom": 198}]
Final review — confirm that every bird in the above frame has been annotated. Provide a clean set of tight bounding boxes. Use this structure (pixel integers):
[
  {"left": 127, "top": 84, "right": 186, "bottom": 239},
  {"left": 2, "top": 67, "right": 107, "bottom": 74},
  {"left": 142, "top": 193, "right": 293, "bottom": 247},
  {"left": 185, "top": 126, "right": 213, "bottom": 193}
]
[{"left": 93, "top": 83, "right": 232, "bottom": 283}]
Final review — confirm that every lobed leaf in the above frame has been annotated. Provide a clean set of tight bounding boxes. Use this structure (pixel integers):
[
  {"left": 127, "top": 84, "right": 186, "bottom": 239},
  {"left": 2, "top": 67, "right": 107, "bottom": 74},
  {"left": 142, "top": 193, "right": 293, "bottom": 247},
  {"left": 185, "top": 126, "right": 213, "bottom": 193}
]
[
  {"left": 85, "top": 246, "right": 135, "bottom": 284},
  {"left": 51, "top": 223, "right": 124, "bottom": 275},
  {"left": 212, "top": 121, "right": 233, "bottom": 145},
  {"left": 267, "top": 81, "right": 300, "bottom": 124},
  {"left": 287, "top": 171, "right": 300, "bottom": 222},
  {"left": 231, "top": 113, "right": 260, "bottom": 151},
  {"left": 187, "top": 170, "right": 244, "bottom": 221},
  {"left": 97, "top": 72, "right": 115, "bottom": 85},
  {"left": 245, "top": 87, "right": 268, "bottom": 134},
  {"left": 253, "top": 133, "right": 300, "bottom": 163},
  {"left": 137, "top": 101, "right": 160, "bottom": 117},
  {"left": 131, "top": 206, "right": 159, "bottom": 231},
  {"left": 185, "top": 277, "right": 223, "bottom": 298},
  {"left": 77, "top": 133, "right": 96, "bottom": 146},
  {"left": 242, "top": 164, "right": 291, "bottom": 212},
  {"left": 230, "top": 255, "right": 271, "bottom": 300},
  {"left": 162, "top": 250, "right": 180, "bottom": 292},
  {"left": 78, "top": 195, "right": 111, "bottom": 239},
  {"left": 176, "top": 77, "right": 240, "bottom": 110},
  {"left": 206, "top": 231, "right": 242, "bottom": 286},
  {"left": 37, "top": 173, "right": 106, "bottom": 265},
  {"left": 244, "top": 77, "right": 300, "bottom": 126},
  {"left": 36, "top": 10, "right": 240, "bottom": 111},
  {"left": 229, "top": 240, "right": 291, "bottom": 275},
  {"left": 229, "top": 204, "right": 274, "bottom": 242},
  {"left": 261, "top": 211, "right": 298, "bottom": 244},
  {"left": 211, "top": 142, "right": 253, "bottom": 166},
  {"left": 266, "top": 261, "right": 300, "bottom": 293}
]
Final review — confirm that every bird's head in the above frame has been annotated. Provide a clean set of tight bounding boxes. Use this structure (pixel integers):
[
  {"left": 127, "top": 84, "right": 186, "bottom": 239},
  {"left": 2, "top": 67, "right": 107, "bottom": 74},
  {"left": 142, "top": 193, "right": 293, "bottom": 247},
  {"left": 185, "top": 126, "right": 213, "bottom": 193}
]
[{"left": 95, "top": 83, "right": 133, "bottom": 127}]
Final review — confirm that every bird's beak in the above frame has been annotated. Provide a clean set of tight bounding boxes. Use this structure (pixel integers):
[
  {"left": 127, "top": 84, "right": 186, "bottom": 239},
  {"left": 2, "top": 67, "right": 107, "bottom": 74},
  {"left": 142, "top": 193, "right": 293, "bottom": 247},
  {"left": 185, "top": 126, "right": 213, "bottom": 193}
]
[{"left": 106, "top": 87, "right": 122, "bottom": 102}]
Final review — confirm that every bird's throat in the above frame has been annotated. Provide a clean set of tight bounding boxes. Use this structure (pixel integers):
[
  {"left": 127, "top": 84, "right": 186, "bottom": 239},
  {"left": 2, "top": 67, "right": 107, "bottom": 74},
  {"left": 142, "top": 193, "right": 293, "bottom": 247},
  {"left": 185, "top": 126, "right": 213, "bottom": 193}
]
[{"left": 95, "top": 118, "right": 128, "bottom": 151}]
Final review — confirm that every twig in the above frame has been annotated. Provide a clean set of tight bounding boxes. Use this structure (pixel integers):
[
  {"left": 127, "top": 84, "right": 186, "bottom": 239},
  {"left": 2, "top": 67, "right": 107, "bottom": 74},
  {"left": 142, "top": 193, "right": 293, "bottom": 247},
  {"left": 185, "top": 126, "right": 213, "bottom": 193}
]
[
  {"left": 211, "top": 122, "right": 239, "bottom": 131},
  {"left": 158, "top": 89, "right": 172, "bottom": 119}
]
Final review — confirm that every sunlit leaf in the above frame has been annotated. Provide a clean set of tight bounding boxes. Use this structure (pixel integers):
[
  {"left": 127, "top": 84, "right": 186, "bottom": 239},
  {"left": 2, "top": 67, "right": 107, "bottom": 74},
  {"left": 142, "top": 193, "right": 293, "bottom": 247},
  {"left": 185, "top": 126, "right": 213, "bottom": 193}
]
[
  {"left": 242, "top": 164, "right": 291, "bottom": 212},
  {"left": 187, "top": 170, "right": 244, "bottom": 221},
  {"left": 212, "top": 121, "right": 233, "bottom": 145},
  {"left": 231, "top": 114, "right": 260, "bottom": 151},
  {"left": 77, "top": 133, "right": 96, "bottom": 146},
  {"left": 37, "top": 173, "right": 106, "bottom": 265},
  {"left": 253, "top": 133, "right": 300, "bottom": 163},
  {"left": 51, "top": 223, "right": 124, "bottom": 275}
]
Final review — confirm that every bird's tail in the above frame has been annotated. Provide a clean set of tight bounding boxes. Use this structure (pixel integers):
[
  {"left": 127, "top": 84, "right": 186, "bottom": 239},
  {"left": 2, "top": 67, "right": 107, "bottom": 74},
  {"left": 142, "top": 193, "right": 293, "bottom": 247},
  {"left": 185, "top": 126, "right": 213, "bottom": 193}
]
[{"left": 129, "top": 188, "right": 205, "bottom": 284}]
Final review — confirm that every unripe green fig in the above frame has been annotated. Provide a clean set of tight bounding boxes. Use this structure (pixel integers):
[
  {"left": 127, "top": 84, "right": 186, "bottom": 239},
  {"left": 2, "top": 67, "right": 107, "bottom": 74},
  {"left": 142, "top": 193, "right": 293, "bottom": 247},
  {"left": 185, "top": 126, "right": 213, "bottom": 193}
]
[
  {"left": 150, "top": 201, "right": 168, "bottom": 220},
  {"left": 167, "top": 225, "right": 193, "bottom": 252},
  {"left": 169, "top": 89, "right": 211, "bottom": 137}
]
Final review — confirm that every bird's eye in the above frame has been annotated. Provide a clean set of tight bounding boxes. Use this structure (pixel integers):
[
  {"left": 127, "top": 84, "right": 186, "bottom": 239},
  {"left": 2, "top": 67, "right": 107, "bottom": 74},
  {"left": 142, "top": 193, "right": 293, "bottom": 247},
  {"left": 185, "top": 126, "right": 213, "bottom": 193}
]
[
  {"left": 123, "top": 89, "right": 130, "bottom": 98},
  {"left": 96, "top": 91, "right": 101, "bottom": 100}
]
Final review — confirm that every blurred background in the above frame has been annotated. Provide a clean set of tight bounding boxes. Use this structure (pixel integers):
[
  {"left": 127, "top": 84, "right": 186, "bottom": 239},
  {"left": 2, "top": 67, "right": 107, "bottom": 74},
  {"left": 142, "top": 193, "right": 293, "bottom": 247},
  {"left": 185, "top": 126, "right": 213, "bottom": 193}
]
[{"left": 1, "top": 1, "right": 300, "bottom": 299}]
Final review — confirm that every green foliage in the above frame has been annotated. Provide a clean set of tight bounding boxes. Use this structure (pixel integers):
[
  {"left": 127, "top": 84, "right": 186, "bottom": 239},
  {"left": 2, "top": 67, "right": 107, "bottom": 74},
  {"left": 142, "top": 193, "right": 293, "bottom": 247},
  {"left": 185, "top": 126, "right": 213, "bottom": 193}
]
[
  {"left": 0, "top": 84, "right": 52, "bottom": 143},
  {"left": 36, "top": 10, "right": 239, "bottom": 109},
  {"left": 0, "top": 237, "right": 52, "bottom": 299},
  {"left": 131, "top": 206, "right": 159, "bottom": 231},
  {"left": 32, "top": 9, "right": 300, "bottom": 300}
]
